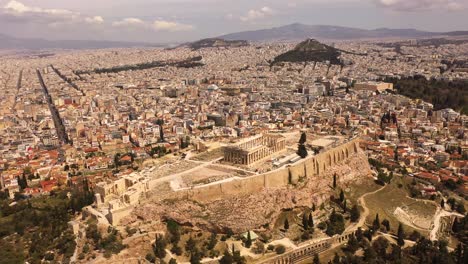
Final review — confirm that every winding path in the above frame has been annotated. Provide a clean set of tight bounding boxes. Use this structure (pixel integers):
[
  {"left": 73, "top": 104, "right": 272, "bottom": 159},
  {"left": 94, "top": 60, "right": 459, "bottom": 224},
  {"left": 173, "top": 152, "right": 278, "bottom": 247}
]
[{"left": 345, "top": 184, "right": 386, "bottom": 232}]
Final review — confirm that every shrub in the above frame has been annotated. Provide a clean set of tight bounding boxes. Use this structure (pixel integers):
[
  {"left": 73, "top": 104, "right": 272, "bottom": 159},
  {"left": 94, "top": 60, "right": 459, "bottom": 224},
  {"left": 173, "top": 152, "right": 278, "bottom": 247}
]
[{"left": 275, "top": 245, "right": 286, "bottom": 254}]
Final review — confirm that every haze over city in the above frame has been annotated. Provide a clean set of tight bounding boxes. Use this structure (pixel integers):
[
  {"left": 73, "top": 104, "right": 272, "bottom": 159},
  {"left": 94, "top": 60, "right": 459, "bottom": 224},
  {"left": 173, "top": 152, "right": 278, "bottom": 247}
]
[{"left": 0, "top": 0, "right": 467, "bottom": 42}]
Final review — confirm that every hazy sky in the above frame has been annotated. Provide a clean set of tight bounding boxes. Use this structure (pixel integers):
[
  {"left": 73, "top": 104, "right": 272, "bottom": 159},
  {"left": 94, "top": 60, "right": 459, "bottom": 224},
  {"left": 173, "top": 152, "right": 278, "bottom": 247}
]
[{"left": 0, "top": 0, "right": 467, "bottom": 43}]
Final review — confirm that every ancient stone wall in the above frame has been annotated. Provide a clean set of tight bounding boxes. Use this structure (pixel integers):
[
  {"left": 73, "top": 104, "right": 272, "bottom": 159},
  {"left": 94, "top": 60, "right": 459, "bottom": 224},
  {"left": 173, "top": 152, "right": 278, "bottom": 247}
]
[{"left": 181, "top": 137, "right": 361, "bottom": 202}]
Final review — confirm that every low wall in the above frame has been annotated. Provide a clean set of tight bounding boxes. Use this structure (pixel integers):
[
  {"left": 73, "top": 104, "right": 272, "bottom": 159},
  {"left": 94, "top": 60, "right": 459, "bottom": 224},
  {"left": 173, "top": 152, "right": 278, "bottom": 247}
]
[{"left": 180, "top": 137, "right": 361, "bottom": 202}]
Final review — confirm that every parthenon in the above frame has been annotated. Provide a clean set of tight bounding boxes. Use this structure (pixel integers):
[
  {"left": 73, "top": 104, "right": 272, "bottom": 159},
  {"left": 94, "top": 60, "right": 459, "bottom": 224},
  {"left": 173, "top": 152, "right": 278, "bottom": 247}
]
[{"left": 224, "top": 134, "right": 286, "bottom": 165}]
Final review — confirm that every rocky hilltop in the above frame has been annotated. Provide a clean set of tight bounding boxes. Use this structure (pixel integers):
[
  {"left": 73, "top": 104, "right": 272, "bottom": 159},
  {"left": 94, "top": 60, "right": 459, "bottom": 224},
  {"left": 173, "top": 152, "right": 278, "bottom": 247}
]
[
  {"left": 273, "top": 39, "right": 342, "bottom": 65},
  {"left": 186, "top": 38, "right": 249, "bottom": 50},
  {"left": 125, "top": 149, "right": 373, "bottom": 233}
]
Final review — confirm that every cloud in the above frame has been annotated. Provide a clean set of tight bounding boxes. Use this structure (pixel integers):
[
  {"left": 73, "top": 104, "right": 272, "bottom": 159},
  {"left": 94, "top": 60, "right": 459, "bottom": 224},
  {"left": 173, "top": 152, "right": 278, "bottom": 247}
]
[
  {"left": 240, "top": 6, "right": 275, "bottom": 22},
  {"left": 85, "top": 16, "right": 104, "bottom": 24},
  {"left": 112, "top": 18, "right": 145, "bottom": 27},
  {"left": 375, "top": 0, "right": 466, "bottom": 11},
  {"left": 112, "top": 18, "right": 193, "bottom": 32},
  {"left": 153, "top": 20, "right": 194, "bottom": 32},
  {"left": 0, "top": 1, "right": 103, "bottom": 25}
]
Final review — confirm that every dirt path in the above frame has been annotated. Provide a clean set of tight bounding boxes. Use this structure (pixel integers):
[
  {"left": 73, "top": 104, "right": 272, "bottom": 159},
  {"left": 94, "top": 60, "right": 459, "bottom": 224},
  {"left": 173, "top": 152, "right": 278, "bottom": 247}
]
[{"left": 345, "top": 184, "right": 386, "bottom": 232}]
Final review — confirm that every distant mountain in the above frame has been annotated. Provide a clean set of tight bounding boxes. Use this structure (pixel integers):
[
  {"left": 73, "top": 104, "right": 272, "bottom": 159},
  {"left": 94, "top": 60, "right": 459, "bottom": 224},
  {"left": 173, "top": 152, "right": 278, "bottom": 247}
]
[
  {"left": 0, "top": 33, "right": 159, "bottom": 50},
  {"left": 219, "top": 23, "right": 468, "bottom": 42},
  {"left": 184, "top": 38, "right": 249, "bottom": 50},
  {"left": 273, "top": 39, "right": 342, "bottom": 65}
]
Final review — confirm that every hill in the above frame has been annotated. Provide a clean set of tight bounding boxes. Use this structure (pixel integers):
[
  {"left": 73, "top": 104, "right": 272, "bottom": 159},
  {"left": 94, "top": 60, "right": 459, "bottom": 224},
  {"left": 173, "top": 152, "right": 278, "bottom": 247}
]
[
  {"left": 184, "top": 38, "right": 249, "bottom": 50},
  {"left": 219, "top": 23, "right": 468, "bottom": 42},
  {"left": 272, "top": 39, "right": 342, "bottom": 65},
  {"left": 0, "top": 33, "right": 158, "bottom": 50}
]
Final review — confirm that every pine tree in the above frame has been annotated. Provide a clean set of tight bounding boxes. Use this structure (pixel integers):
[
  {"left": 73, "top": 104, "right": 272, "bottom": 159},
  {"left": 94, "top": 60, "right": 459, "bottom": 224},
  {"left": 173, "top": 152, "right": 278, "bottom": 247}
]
[
  {"left": 397, "top": 223, "right": 405, "bottom": 247},
  {"left": 343, "top": 199, "right": 347, "bottom": 213},
  {"left": 333, "top": 173, "right": 337, "bottom": 189},
  {"left": 284, "top": 218, "right": 289, "bottom": 230}
]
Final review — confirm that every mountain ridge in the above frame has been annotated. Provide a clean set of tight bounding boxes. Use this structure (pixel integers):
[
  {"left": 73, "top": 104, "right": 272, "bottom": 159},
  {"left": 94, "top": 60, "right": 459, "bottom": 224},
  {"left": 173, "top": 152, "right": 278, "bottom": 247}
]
[
  {"left": 0, "top": 34, "right": 160, "bottom": 50},
  {"left": 218, "top": 23, "right": 468, "bottom": 42}
]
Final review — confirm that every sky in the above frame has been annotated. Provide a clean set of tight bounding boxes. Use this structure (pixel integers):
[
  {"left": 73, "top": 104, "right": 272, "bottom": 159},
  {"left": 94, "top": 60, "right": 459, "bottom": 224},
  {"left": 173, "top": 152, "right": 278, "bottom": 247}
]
[{"left": 0, "top": 0, "right": 467, "bottom": 43}]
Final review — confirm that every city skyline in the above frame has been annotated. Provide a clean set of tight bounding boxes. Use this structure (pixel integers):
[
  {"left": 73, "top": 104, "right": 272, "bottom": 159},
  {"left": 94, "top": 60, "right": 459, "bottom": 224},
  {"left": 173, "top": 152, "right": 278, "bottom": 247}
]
[{"left": 0, "top": 0, "right": 467, "bottom": 42}]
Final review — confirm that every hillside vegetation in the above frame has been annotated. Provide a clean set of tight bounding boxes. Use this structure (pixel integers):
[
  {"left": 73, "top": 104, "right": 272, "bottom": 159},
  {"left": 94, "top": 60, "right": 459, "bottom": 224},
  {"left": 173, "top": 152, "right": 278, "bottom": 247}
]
[{"left": 385, "top": 76, "right": 468, "bottom": 115}]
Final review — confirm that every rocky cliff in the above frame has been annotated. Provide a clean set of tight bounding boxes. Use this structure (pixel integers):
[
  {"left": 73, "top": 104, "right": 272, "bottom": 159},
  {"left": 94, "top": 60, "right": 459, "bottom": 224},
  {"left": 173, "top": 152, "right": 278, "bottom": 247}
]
[{"left": 125, "top": 150, "right": 373, "bottom": 233}]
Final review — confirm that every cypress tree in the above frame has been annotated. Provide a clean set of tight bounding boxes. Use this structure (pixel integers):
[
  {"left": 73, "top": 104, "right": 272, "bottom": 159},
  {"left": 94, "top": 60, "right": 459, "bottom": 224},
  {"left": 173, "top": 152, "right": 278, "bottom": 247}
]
[
  {"left": 350, "top": 204, "right": 360, "bottom": 222},
  {"left": 302, "top": 213, "right": 308, "bottom": 230},
  {"left": 245, "top": 231, "right": 252, "bottom": 248},
  {"left": 333, "top": 173, "right": 337, "bottom": 188},
  {"left": 308, "top": 213, "right": 314, "bottom": 228},
  {"left": 339, "top": 190, "right": 345, "bottom": 203},
  {"left": 397, "top": 223, "right": 405, "bottom": 247},
  {"left": 284, "top": 218, "right": 289, "bottom": 230},
  {"left": 372, "top": 214, "right": 380, "bottom": 233}
]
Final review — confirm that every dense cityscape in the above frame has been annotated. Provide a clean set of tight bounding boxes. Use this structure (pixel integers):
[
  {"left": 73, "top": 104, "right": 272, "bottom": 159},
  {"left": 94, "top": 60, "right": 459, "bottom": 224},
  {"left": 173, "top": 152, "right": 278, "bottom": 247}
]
[{"left": 0, "top": 1, "right": 468, "bottom": 264}]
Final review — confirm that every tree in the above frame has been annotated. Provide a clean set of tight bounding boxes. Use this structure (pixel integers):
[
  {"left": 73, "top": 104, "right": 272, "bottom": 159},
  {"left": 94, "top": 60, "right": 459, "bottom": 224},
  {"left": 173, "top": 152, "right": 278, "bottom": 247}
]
[
  {"left": 339, "top": 190, "right": 345, "bottom": 203},
  {"left": 346, "top": 234, "right": 359, "bottom": 254},
  {"left": 245, "top": 231, "right": 252, "bottom": 248},
  {"left": 185, "top": 236, "right": 196, "bottom": 254},
  {"left": 313, "top": 253, "right": 320, "bottom": 264},
  {"left": 275, "top": 245, "right": 286, "bottom": 254},
  {"left": 157, "top": 119, "right": 165, "bottom": 142},
  {"left": 169, "top": 258, "right": 177, "bottom": 264},
  {"left": 333, "top": 173, "right": 337, "bottom": 189},
  {"left": 312, "top": 203, "right": 316, "bottom": 212},
  {"left": 394, "top": 146, "right": 399, "bottom": 162},
  {"left": 252, "top": 240, "right": 265, "bottom": 255},
  {"left": 350, "top": 205, "right": 360, "bottom": 222},
  {"left": 381, "top": 219, "right": 390, "bottom": 232},
  {"left": 333, "top": 253, "right": 340, "bottom": 264},
  {"left": 343, "top": 199, "right": 347, "bottom": 213},
  {"left": 189, "top": 248, "right": 201, "bottom": 264},
  {"left": 356, "top": 227, "right": 363, "bottom": 242},
  {"left": 397, "top": 223, "right": 405, "bottom": 247},
  {"left": 153, "top": 235, "right": 167, "bottom": 259},
  {"left": 302, "top": 213, "right": 309, "bottom": 230},
  {"left": 298, "top": 144, "right": 308, "bottom": 159},
  {"left": 441, "top": 199, "right": 445, "bottom": 209},
  {"left": 308, "top": 213, "right": 314, "bottom": 228},
  {"left": 373, "top": 214, "right": 380, "bottom": 233},
  {"left": 219, "top": 250, "right": 233, "bottom": 264},
  {"left": 284, "top": 218, "right": 289, "bottom": 230},
  {"left": 299, "top": 132, "right": 307, "bottom": 145},
  {"left": 297, "top": 132, "right": 308, "bottom": 158},
  {"left": 326, "top": 209, "right": 345, "bottom": 236}
]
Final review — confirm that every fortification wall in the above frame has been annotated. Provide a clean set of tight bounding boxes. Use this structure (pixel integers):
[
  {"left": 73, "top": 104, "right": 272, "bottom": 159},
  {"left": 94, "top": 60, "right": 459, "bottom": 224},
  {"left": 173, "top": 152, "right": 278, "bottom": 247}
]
[{"left": 181, "top": 138, "right": 361, "bottom": 202}]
